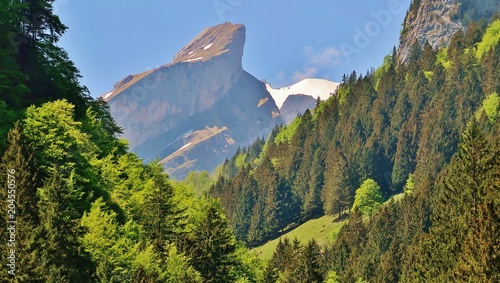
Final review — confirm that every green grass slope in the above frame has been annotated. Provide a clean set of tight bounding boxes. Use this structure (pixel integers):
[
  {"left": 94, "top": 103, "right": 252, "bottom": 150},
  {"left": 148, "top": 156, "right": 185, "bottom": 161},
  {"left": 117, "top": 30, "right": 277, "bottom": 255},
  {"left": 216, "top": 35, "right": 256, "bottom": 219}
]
[
  {"left": 251, "top": 215, "right": 348, "bottom": 260},
  {"left": 250, "top": 193, "right": 405, "bottom": 260}
]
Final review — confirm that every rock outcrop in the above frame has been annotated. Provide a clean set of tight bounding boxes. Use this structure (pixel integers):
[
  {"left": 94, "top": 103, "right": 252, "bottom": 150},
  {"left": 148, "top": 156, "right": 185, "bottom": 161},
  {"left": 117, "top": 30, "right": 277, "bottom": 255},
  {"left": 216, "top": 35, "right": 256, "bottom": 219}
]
[
  {"left": 280, "top": 94, "right": 317, "bottom": 124},
  {"left": 397, "top": 0, "right": 499, "bottom": 62},
  {"left": 103, "top": 23, "right": 283, "bottom": 179}
]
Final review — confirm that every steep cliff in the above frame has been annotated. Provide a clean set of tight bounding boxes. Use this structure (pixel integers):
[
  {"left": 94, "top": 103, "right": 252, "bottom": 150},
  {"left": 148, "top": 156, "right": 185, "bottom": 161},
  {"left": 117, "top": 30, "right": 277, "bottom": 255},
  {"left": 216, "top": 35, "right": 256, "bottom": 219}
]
[
  {"left": 398, "top": 0, "right": 499, "bottom": 62},
  {"left": 103, "top": 23, "right": 283, "bottom": 179}
]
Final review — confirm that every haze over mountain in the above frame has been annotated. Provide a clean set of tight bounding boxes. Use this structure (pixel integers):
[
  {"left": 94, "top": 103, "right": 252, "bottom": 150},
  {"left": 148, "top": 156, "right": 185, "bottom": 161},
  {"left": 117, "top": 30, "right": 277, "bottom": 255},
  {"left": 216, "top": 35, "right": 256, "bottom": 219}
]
[{"left": 103, "top": 23, "right": 283, "bottom": 179}]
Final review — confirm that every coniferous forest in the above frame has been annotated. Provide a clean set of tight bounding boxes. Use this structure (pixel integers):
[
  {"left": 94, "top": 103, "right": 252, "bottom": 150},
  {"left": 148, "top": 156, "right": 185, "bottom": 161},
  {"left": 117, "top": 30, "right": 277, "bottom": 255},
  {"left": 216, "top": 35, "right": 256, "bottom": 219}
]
[{"left": 1, "top": 0, "right": 500, "bottom": 282}]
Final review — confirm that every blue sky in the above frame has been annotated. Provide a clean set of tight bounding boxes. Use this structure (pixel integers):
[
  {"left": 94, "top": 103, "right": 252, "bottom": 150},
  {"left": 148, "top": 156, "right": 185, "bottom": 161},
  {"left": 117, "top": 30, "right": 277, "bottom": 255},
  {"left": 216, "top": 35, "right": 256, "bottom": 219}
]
[{"left": 56, "top": 0, "right": 411, "bottom": 97}]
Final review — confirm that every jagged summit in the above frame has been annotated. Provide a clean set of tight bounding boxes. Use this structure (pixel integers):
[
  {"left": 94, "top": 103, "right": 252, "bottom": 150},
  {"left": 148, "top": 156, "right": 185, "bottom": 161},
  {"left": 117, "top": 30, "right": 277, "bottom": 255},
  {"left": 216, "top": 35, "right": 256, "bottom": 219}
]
[
  {"left": 101, "top": 22, "right": 282, "bottom": 179},
  {"left": 172, "top": 22, "right": 245, "bottom": 64},
  {"left": 102, "top": 22, "right": 246, "bottom": 102}
]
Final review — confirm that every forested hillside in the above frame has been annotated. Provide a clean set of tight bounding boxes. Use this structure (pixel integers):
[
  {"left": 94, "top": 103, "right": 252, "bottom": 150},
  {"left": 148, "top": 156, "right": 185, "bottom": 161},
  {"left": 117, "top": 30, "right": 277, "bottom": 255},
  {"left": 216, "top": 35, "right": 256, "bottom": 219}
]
[
  {"left": 211, "top": 13, "right": 500, "bottom": 282},
  {"left": 2, "top": 0, "right": 500, "bottom": 282},
  {"left": 0, "top": 1, "right": 260, "bottom": 282}
]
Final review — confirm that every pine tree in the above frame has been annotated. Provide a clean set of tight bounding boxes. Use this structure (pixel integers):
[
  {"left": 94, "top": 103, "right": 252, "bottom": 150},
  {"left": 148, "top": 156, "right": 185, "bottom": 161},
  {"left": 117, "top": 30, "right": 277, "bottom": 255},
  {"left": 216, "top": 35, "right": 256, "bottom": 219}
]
[
  {"left": 0, "top": 0, "right": 28, "bottom": 108},
  {"left": 301, "top": 239, "right": 326, "bottom": 283},
  {"left": 415, "top": 120, "right": 498, "bottom": 281},
  {"left": 305, "top": 147, "right": 325, "bottom": 217},
  {"left": 453, "top": 123, "right": 500, "bottom": 282},
  {"left": 232, "top": 171, "right": 257, "bottom": 241},
  {"left": 330, "top": 209, "right": 367, "bottom": 278},
  {"left": 188, "top": 198, "right": 239, "bottom": 283},
  {"left": 263, "top": 238, "right": 293, "bottom": 283},
  {"left": 36, "top": 169, "right": 93, "bottom": 282},
  {"left": 140, "top": 162, "right": 187, "bottom": 256},
  {"left": 322, "top": 147, "right": 351, "bottom": 218},
  {"left": 392, "top": 114, "right": 419, "bottom": 190},
  {"left": 0, "top": 123, "right": 39, "bottom": 281}
]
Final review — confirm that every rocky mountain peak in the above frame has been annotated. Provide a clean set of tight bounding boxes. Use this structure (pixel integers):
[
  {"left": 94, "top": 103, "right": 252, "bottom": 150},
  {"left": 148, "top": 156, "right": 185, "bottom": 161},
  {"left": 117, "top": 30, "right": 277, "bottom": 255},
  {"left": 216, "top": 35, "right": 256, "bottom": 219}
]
[
  {"left": 102, "top": 22, "right": 282, "bottom": 179},
  {"left": 172, "top": 22, "right": 245, "bottom": 65}
]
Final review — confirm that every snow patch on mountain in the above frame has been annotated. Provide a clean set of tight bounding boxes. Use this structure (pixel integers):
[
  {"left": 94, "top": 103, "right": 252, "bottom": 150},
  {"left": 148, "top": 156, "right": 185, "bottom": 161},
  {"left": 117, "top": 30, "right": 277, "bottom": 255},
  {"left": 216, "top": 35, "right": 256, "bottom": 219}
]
[
  {"left": 266, "top": 78, "right": 340, "bottom": 108},
  {"left": 184, "top": 57, "right": 203, "bottom": 62},
  {"left": 178, "top": 142, "right": 192, "bottom": 151},
  {"left": 103, "top": 92, "right": 113, "bottom": 99}
]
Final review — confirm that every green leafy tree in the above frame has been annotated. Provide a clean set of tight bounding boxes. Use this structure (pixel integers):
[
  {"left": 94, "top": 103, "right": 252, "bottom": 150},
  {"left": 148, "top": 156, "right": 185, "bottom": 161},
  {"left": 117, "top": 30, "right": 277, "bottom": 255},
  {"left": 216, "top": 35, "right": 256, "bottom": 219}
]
[
  {"left": 81, "top": 198, "right": 137, "bottom": 282},
  {"left": 22, "top": 100, "right": 96, "bottom": 185},
  {"left": 163, "top": 244, "right": 202, "bottom": 283},
  {"left": 352, "top": 179, "right": 383, "bottom": 216},
  {"left": 481, "top": 92, "right": 500, "bottom": 122}
]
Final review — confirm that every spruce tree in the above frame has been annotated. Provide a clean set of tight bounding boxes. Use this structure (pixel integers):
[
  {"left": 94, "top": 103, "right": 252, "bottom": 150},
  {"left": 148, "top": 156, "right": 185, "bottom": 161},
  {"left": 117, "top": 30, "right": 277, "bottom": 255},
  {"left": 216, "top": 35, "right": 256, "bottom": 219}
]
[
  {"left": 263, "top": 238, "right": 293, "bottom": 283},
  {"left": 36, "top": 169, "right": 93, "bottom": 282},
  {"left": 301, "top": 239, "right": 326, "bottom": 283},
  {"left": 416, "top": 120, "right": 497, "bottom": 281},
  {"left": 140, "top": 162, "right": 187, "bottom": 257},
  {"left": 0, "top": 123, "right": 39, "bottom": 281},
  {"left": 322, "top": 147, "right": 351, "bottom": 218},
  {"left": 188, "top": 198, "right": 239, "bottom": 283}
]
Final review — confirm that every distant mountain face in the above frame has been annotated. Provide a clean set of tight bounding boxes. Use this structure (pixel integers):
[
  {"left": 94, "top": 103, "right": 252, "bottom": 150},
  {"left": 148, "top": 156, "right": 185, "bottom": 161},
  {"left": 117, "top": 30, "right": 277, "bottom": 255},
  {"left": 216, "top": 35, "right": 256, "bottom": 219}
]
[
  {"left": 103, "top": 22, "right": 283, "bottom": 179},
  {"left": 280, "top": 94, "right": 317, "bottom": 124},
  {"left": 398, "top": 0, "right": 500, "bottom": 62}
]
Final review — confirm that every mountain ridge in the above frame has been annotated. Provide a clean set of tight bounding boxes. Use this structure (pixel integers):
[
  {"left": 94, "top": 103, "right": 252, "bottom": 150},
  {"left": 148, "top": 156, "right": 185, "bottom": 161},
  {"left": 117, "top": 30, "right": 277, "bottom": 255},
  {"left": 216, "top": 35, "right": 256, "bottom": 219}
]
[{"left": 102, "top": 22, "right": 283, "bottom": 179}]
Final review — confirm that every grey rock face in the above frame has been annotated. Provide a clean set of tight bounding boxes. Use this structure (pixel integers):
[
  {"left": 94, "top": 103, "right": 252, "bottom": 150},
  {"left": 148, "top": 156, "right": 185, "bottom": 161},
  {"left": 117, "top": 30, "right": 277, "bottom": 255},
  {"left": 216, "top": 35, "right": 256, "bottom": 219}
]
[
  {"left": 103, "top": 23, "right": 283, "bottom": 179},
  {"left": 280, "top": 94, "right": 317, "bottom": 124},
  {"left": 397, "top": 0, "right": 500, "bottom": 63}
]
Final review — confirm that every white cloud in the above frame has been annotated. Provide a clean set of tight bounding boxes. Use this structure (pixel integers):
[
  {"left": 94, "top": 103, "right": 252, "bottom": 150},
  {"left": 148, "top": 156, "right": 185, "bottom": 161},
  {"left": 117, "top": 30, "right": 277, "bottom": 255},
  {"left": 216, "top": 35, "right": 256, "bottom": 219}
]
[
  {"left": 292, "top": 67, "right": 318, "bottom": 83},
  {"left": 277, "top": 46, "right": 341, "bottom": 86},
  {"left": 304, "top": 46, "right": 343, "bottom": 67}
]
